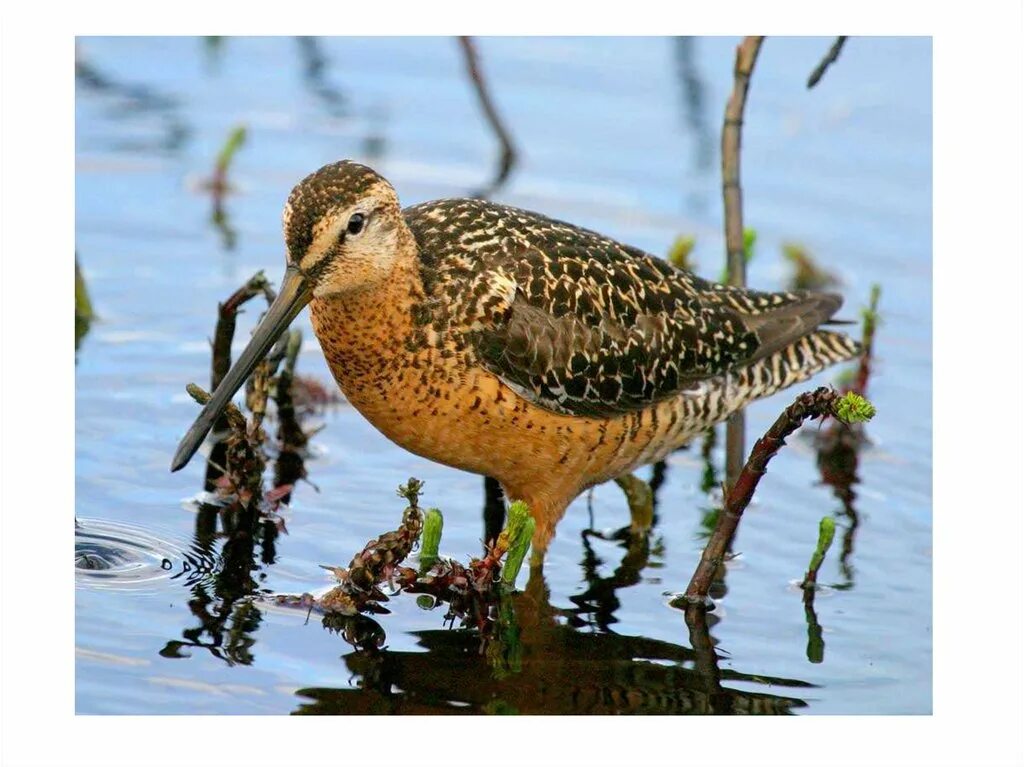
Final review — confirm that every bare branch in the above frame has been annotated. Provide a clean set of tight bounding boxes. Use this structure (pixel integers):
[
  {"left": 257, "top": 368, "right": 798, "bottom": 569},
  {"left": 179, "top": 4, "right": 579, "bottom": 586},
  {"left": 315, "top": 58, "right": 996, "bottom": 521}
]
[
  {"left": 721, "top": 36, "right": 765, "bottom": 488},
  {"left": 683, "top": 387, "right": 874, "bottom": 604}
]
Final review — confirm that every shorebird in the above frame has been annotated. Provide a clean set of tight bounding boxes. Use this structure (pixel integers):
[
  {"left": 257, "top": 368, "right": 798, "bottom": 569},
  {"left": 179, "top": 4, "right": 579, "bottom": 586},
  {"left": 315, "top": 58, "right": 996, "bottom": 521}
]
[{"left": 172, "top": 161, "right": 858, "bottom": 556}]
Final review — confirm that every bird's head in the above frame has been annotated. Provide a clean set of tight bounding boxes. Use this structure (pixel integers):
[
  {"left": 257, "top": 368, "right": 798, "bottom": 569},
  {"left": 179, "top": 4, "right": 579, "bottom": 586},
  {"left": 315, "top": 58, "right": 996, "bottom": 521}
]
[
  {"left": 171, "top": 160, "right": 403, "bottom": 472},
  {"left": 283, "top": 160, "right": 405, "bottom": 298}
]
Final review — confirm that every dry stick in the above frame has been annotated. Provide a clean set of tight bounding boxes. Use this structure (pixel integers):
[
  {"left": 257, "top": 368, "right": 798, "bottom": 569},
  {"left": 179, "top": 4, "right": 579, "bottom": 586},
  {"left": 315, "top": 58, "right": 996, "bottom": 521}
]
[
  {"left": 684, "top": 386, "right": 841, "bottom": 604},
  {"left": 807, "top": 36, "right": 848, "bottom": 89},
  {"left": 211, "top": 272, "right": 275, "bottom": 391},
  {"left": 205, "top": 272, "right": 276, "bottom": 490},
  {"left": 722, "top": 36, "right": 765, "bottom": 490},
  {"left": 458, "top": 36, "right": 517, "bottom": 198}
]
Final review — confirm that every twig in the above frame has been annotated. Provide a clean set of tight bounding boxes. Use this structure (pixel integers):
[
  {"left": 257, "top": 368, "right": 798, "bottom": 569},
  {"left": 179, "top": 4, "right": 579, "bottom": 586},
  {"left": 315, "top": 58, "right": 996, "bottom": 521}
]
[
  {"left": 298, "top": 483, "right": 534, "bottom": 630},
  {"left": 721, "top": 36, "right": 765, "bottom": 490},
  {"left": 683, "top": 387, "right": 874, "bottom": 604},
  {"left": 457, "top": 36, "right": 517, "bottom": 198},
  {"left": 273, "top": 328, "right": 308, "bottom": 452},
  {"left": 211, "top": 271, "right": 275, "bottom": 391},
  {"left": 807, "top": 37, "right": 848, "bottom": 89}
]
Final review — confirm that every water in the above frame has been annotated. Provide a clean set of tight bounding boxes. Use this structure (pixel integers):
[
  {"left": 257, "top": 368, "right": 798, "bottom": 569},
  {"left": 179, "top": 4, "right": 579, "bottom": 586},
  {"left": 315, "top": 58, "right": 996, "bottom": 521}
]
[{"left": 75, "top": 36, "right": 932, "bottom": 715}]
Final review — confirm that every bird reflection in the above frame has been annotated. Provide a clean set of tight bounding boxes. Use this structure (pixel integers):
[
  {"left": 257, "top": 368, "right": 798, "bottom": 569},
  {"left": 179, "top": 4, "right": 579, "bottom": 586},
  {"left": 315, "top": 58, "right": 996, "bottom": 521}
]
[
  {"left": 293, "top": 524, "right": 812, "bottom": 714},
  {"left": 294, "top": 569, "right": 811, "bottom": 714}
]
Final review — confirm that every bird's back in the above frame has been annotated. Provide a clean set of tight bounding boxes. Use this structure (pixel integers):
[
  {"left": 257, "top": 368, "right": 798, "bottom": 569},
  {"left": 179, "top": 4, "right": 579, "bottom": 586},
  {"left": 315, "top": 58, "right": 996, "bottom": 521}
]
[{"left": 404, "top": 198, "right": 857, "bottom": 420}]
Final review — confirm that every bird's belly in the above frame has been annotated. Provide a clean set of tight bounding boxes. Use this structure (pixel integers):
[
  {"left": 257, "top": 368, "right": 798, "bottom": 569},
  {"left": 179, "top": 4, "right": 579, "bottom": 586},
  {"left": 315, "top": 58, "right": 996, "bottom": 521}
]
[{"left": 329, "top": 353, "right": 706, "bottom": 499}]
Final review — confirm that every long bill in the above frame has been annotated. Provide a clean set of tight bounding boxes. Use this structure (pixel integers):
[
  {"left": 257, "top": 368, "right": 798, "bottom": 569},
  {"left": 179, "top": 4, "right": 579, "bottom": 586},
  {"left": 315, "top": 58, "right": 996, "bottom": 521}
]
[{"left": 170, "top": 265, "right": 312, "bottom": 472}]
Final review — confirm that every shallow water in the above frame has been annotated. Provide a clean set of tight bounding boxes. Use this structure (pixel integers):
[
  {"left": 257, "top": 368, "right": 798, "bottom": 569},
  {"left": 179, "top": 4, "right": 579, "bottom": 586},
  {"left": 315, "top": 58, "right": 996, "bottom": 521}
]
[{"left": 75, "top": 36, "right": 932, "bottom": 715}]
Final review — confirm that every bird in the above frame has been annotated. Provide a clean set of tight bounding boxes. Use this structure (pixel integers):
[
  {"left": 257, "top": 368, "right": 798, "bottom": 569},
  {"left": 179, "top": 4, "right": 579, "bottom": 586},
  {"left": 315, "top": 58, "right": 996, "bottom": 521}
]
[{"left": 172, "top": 160, "right": 859, "bottom": 558}]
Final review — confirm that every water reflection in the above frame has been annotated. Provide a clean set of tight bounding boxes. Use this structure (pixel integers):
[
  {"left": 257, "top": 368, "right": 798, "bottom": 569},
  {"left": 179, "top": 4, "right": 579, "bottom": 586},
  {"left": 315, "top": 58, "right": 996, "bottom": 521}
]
[
  {"left": 160, "top": 315, "right": 305, "bottom": 665},
  {"left": 295, "top": 37, "right": 349, "bottom": 118},
  {"left": 816, "top": 421, "right": 865, "bottom": 589},
  {"left": 285, "top": 512, "right": 812, "bottom": 715},
  {"left": 672, "top": 37, "right": 714, "bottom": 216},
  {"left": 160, "top": 502, "right": 279, "bottom": 666},
  {"left": 569, "top": 527, "right": 654, "bottom": 632},
  {"left": 294, "top": 571, "right": 811, "bottom": 715},
  {"left": 75, "top": 45, "right": 190, "bottom": 154}
]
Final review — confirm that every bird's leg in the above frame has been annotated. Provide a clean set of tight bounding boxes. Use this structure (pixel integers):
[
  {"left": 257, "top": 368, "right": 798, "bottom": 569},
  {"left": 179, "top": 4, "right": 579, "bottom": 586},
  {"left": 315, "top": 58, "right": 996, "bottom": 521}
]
[{"left": 613, "top": 473, "right": 655, "bottom": 538}]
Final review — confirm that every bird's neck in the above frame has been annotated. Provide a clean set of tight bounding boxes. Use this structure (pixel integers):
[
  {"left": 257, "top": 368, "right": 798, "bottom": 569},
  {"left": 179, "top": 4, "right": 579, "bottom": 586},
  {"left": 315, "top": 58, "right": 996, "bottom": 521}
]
[{"left": 307, "top": 248, "right": 424, "bottom": 403}]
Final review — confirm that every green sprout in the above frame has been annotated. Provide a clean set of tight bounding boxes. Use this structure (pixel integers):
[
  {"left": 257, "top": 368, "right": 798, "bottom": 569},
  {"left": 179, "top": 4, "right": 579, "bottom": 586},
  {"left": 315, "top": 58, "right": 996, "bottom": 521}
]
[
  {"left": 805, "top": 516, "right": 836, "bottom": 583},
  {"left": 419, "top": 508, "right": 444, "bottom": 573},
  {"left": 215, "top": 125, "right": 247, "bottom": 177},
  {"left": 668, "top": 235, "right": 697, "bottom": 271},
  {"left": 75, "top": 257, "right": 94, "bottom": 322},
  {"left": 743, "top": 227, "right": 757, "bottom": 264},
  {"left": 861, "top": 283, "right": 882, "bottom": 340},
  {"left": 832, "top": 391, "right": 877, "bottom": 424},
  {"left": 75, "top": 256, "right": 95, "bottom": 350},
  {"left": 720, "top": 227, "right": 756, "bottom": 283},
  {"left": 499, "top": 500, "right": 535, "bottom": 586},
  {"left": 782, "top": 242, "right": 838, "bottom": 291}
]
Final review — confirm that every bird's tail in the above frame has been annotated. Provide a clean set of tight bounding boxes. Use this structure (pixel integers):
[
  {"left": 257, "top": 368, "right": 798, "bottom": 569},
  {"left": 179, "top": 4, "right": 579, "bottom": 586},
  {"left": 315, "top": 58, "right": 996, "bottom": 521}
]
[
  {"left": 721, "top": 329, "right": 860, "bottom": 418},
  {"left": 629, "top": 328, "right": 860, "bottom": 468}
]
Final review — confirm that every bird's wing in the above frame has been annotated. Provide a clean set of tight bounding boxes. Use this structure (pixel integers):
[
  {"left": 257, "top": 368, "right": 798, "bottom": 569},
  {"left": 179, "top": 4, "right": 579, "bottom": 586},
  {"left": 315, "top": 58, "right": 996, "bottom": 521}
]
[{"left": 406, "top": 199, "right": 843, "bottom": 417}]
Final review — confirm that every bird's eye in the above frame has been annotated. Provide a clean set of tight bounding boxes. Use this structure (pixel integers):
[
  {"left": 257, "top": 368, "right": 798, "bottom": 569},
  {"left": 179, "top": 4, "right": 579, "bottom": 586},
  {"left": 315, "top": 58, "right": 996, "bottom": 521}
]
[{"left": 347, "top": 213, "right": 366, "bottom": 236}]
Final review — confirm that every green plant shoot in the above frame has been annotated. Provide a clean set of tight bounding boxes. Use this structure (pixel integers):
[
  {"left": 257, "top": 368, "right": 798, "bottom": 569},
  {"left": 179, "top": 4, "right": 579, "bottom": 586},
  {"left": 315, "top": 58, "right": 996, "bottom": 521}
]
[
  {"left": 216, "top": 125, "right": 247, "bottom": 175},
  {"left": 499, "top": 500, "right": 534, "bottom": 586},
  {"left": 419, "top": 508, "right": 444, "bottom": 573},
  {"left": 833, "top": 391, "right": 877, "bottom": 424},
  {"left": 807, "top": 516, "right": 836, "bottom": 578},
  {"left": 720, "top": 227, "right": 756, "bottom": 282},
  {"left": 668, "top": 235, "right": 697, "bottom": 271}
]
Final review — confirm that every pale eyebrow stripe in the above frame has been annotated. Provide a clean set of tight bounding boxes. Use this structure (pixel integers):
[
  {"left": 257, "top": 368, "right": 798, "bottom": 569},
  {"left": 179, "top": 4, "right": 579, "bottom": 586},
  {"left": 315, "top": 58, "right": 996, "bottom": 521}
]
[{"left": 299, "top": 218, "right": 343, "bottom": 271}]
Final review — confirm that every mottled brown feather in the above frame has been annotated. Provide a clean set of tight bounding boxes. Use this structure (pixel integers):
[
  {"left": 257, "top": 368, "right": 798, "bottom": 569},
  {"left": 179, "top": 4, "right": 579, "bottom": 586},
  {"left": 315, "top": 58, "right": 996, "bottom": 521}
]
[{"left": 405, "top": 198, "right": 847, "bottom": 417}]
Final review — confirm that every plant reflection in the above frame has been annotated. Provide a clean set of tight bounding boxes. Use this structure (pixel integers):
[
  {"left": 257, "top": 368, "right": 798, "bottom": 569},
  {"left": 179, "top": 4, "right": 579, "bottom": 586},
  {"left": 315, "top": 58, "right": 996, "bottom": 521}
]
[
  {"left": 75, "top": 45, "right": 190, "bottom": 154},
  {"left": 816, "top": 422, "right": 863, "bottom": 589},
  {"left": 294, "top": 566, "right": 812, "bottom": 714},
  {"left": 295, "top": 37, "right": 349, "bottom": 118},
  {"left": 160, "top": 502, "right": 279, "bottom": 666},
  {"left": 291, "top": 512, "right": 811, "bottom": 714}
]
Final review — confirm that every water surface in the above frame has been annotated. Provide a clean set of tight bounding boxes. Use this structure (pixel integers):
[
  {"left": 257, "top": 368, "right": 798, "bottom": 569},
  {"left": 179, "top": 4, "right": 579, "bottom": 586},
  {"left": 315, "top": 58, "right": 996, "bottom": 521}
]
[{"left": 75, "top": 36, "right": 932, "bottom": 715}]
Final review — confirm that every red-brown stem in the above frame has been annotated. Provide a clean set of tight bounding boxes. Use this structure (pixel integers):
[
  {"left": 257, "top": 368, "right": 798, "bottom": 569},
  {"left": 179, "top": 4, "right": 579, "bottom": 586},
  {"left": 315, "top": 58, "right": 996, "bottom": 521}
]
[
  {"left": 211, "top": 274, "right": 275, "bottom": 391},
  {"left": 722, "top": 36, "right": 765, "bottom": 489},
  {"left": 853, "top": 315, "right": 876, "bottom": 397},
  {"left": 684, "top": 387, "right": 838, "bottom": 603}
]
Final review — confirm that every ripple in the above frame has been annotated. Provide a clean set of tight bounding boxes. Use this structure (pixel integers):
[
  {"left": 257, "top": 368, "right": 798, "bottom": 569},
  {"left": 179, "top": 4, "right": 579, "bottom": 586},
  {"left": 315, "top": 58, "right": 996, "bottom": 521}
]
[{"left": 75, "top": 517, "right": 217, "bottom": 592}]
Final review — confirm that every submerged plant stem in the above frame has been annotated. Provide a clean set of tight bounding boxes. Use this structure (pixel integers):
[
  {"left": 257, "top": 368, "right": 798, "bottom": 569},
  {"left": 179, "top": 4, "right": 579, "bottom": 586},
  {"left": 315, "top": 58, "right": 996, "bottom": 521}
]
[{"left": 721, "top": 35, "right": 764, "bottom": 491}]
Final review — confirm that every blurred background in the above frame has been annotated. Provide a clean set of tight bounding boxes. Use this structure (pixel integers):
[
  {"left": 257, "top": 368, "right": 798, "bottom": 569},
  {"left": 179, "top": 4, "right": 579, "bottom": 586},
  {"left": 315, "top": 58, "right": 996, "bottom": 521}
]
[{"left": 75, "top": 36, "right": 931, "bottom": 715}]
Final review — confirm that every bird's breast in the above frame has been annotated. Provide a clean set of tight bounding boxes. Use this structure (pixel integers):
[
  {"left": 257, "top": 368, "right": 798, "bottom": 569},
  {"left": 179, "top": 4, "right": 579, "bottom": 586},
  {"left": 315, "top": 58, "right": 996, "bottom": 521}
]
[{"left": 306, "top": 290, "right": 715, "bottom": 513}]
